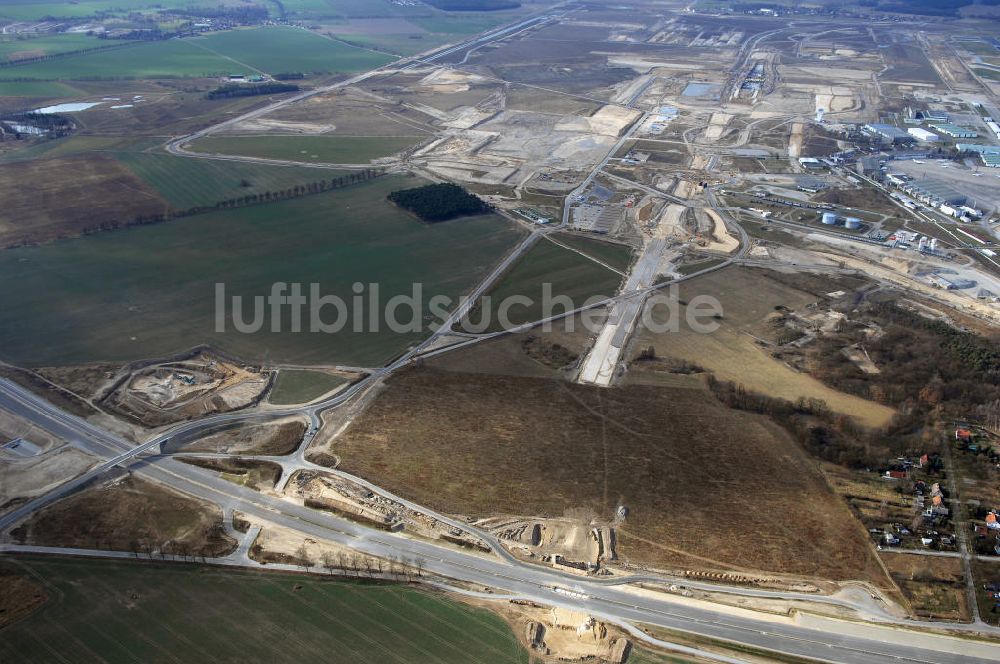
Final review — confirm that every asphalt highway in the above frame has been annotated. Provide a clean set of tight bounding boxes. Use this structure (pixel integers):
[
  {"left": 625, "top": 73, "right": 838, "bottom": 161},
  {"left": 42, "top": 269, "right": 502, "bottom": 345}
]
[{"left": 2, "top": 380, "right": 998, "bottom": 664}]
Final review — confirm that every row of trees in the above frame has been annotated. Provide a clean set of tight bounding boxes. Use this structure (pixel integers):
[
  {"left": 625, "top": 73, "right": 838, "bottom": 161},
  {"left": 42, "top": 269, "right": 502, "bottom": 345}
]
[
  {"left": 80, "top": 169, "right": 383, "bottom": 237},
  {"left": 205, "top": 82, "right": 300, "bottom": 100},
  {"left": 0, "top": 41, "right": 136, "bottom": 69}
]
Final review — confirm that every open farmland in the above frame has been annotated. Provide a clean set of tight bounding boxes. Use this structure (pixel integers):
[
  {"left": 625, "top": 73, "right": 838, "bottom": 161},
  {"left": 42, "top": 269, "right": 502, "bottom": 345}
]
[
  {"left": 190, "top": 27, "right": 394, "bottom": 75},
  {"left": 0, "top": 174, "right": 525, "bottom": 367},
  {"left": 269, "top": 370, "right": 350, "bottom": 405},
  {"left": 331, "top": 367, "right": 889, "bottom": 584},
  {"left": 0, "top": 39, "right": 237, "bottom": 80},
  {"left": 630, "top": 267, "right": 896, "bottom": 428},
  {"left": 551, "top": 232, "right": 633, "bottom": 273},
  {"left": 0, "top": 80, "right": 81, "bottom": 98},
  {"left": 0, "top": 555, "right": 534, "bottom": 664},
  {"left": 190, "top": 135, "right": 422, "bottom": 164},
  {"left": 465, "top": 238, "right": 623, "bottom": 331},
  {"left": 0, "top": 33, "right": 118, "bottom": 62},
  {"left": 114, "top": 152, "right": 347, "bottom": 209},
  {"left": 0, "top": 153, "right": 170, "bottom": 247},
  {"left": 0, "top": 28, "right": 394, "bottom": 81}
]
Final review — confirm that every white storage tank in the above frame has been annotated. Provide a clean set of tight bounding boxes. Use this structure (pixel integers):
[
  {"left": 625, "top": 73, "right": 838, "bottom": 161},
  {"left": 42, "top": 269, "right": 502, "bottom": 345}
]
[
  {"left": 821, "top": 212, "right": 838, "bottom": 225},
  {"left": 845, "top": 217, "right": 862, "bottom": 230}
]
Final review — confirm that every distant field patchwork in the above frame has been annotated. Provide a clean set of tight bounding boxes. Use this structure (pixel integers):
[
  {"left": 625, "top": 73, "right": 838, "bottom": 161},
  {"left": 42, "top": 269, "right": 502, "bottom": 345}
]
[{"left": 0, "top": 27, "right": 394, "bottom": 81}]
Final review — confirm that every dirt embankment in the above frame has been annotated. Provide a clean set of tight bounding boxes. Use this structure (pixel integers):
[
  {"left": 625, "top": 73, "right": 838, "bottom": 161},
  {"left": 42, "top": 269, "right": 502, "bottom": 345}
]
[{"left": 12, "top": 474, "right": 236, "bottom": 557}]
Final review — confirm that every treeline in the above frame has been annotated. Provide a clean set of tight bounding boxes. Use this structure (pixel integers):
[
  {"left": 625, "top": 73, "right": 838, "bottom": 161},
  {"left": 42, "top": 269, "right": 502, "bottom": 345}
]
[
  {"left": 273, "top": 72, "right": 305, "bottom": 81},
  {"left": 80, "top": 169, "right": 383, "bottom": 236},
  {"left": 205, "top": 82, "right": 300, "bottom": 99},
  {"left": 387, "top": 182, "right": 491, "bottom": 222},
  {"left": 424, "top": 0, "right": 521, "bottom": 10},
  {"left": 0, "top": 41, "right": 138, "bottom": 69},
  {"left": 707, "top": 375, "right": 898, "bottom": 469}
]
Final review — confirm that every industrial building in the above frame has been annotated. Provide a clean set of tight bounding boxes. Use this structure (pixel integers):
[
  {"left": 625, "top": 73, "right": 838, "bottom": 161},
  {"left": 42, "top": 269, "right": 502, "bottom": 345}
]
[
  {"left": 957, "top": 143, "right": 1000, "bottom": 167},
  {"left": 907, "top": 127, "right": 939, "bottom": 142},
  {"left": 893, "top": 178, "right": 967, "bottom": 207},
  {"left": 863, "top": 123, "right": 911, "bottom": 144},
  {"left": 903, "top": 108, "right": 948, "bottom": 124},
  {"left": 956, "top": 144, "right": 1000, "bottom": 155},
  {"left": 929, "top": 123, "right": 978, "bottom": 139}
]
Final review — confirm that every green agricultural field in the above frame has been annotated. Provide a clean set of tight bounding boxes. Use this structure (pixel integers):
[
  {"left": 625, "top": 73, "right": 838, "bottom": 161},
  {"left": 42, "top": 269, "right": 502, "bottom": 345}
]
[
  {"left": 0, "top": 28, "right": 393, "bottom": 81},
  {"left": 0, "top": 174, "right": 525, "bottom": 367},
  {"left": 0, "top": 556, "right": 531, "bottom": 664},
  {"left": 551, "top": 232, "right": 633, "bottom": 273},
  {"left": 0, "top": 80, "right": 80, "bottom": 97},
  {"left": 465, "top": 237, "right": 623, "bottom": 331},
  {"left": 0, "top": 33, "right": 115, "bottom": 62},
  {"left": 114, "top": 152, "right": 348, "bottom": 209},
  {"left": 191, "top": 27, "right": 395, "bottom": 74},
  {"left": 269, "top": 369, "right": 350, "bottom": 404},
  {"left": 0, "top": 40, "right": 236, "bottom": 80},
  {"left": 190, "top": 135, "right": 423, "bottom": 164}
]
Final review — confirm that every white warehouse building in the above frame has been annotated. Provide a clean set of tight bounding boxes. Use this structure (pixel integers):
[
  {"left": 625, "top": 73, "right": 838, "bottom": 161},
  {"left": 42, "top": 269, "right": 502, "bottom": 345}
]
[{"left": 907, "top": 127, "right": 939, "bottom": 142}]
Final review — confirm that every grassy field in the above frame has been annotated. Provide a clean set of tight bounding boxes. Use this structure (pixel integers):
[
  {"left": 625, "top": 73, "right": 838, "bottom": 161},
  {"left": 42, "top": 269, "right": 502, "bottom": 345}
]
[
  {"left": 189, "top": 135, "right": 423, "bottom": 164},
  {"left": 0, "top": 34, "right": 115, "bottom": 62},
  {"left": 0, "top": 28, "right": 393, "bottom": 81},
  {"left": 0, "top": 80, "right": 81, "bottom": 97},
  {"left": 630, "top": 266, "right": 896, "bottom": 428},
  {"left": 465, "top": 238, "right": 623, "bottom": 331},
  {"left": 0, "top": 555, "right": 534, "bottom": 663},
  {"left": 190, "top": 27, "right": 394, "bottom": 74},
  {"left": 331, "top": 366, "right": 889, "bottom": 583},
  {"left": 0, "top": 40, "right": 235, "bottom": 80},
  {"left": 269, "top": 369, "right": 349, "bottom": 404},
  {"left": 550, "top": 232, "right": 633, "bottom": 273},
  {"left": 880, "top": 554, "right": 968, "bottom": 621},
  {"left": 114, "top": 152, "right": 347, "bottom": 209},
  {"left": 0, "top": 174, "right": 525, "bottom": 367}
]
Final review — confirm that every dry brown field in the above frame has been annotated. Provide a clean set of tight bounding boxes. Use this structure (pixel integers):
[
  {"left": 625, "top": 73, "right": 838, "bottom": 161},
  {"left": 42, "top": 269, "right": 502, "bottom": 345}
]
[
  {"left": 0, "top": 154, "right": 169, "bottom": 247},
  {"left": 630, "top": 266, "right": 896, "bottom": 428},
  {"left": 12, "top": 475, "right": 235, "bottom": 557},
  {"left": 331, "top": 367, "right": 889, "bottom": 584}
]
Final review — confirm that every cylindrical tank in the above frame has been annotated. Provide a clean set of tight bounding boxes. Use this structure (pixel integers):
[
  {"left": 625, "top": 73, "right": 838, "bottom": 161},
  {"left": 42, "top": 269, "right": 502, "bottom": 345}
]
[
  {"left": 821, "top": 212, "right": 837, "bottom": 225},
  {"left": 929, "top": 238, "right": 939, "bottom": 251},
  {"left": 845, "top": 217, "right": 861, "bottom": 230},
  {"left": 918, "top": 237, "right": 929, "bottom": 252}
]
